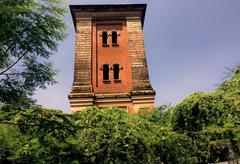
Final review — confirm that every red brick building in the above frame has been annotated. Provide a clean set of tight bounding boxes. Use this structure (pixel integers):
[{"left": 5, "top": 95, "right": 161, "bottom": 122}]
[{"left": 69, "top": 4, "right": 155, "bottom": 113}]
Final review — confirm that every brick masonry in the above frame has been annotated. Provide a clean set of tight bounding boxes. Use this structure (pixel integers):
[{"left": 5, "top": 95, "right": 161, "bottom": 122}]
[
  {"left": 126, "top": 17, "right": 154, "bottom": 91},
  {"left": 69, "top": 4, "right": 155, "bottom": 113}
]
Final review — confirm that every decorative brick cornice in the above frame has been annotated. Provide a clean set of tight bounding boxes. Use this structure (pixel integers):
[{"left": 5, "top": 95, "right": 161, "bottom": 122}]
[{"left": 70, "top": 4, "right": 146, "bottom": 31}]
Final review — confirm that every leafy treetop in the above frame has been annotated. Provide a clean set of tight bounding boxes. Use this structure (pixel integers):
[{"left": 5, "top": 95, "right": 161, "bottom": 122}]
[{"left": 0, "top": 0, "right": 67, "bottom": 109}]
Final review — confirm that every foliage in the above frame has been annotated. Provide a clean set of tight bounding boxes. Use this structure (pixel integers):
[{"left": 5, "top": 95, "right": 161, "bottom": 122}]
[
  {"left": 171, "top": 64, "right": 240, "bottom": 162},
  {"left": 0, "top": 101, "right": 238, "bottom": 163},
  {"left": 13, "top": 107, "right": 77, "bottom": 163},
  {"left": 69, "top": 107, "right": 161, "bottom": 163},
  {"left": 155, "top": 132, "right": 199, "bottom": 163},
  {"left": 172, "top": 92, "right": 239, "bottom": 133},
  {"left": 142, "top": 104, "right": 173, "bottom": 127},
  {"left": 218, "top": 64, "right": 240, "bottom": 107},
  {"left": 0, "top": 107, "right": 76, "bottom": 163},
  {"left": 0, "top": 107, "right": 202, "bottom": 163},
  {"left": 0, "top": 0, "right": 67, "bottom": 109},
  {"left": 0, "top": 124, "right": 25, "bottom": 163},
  {"left": 188, "top": 125, "right": 240, "bottom": 163}
]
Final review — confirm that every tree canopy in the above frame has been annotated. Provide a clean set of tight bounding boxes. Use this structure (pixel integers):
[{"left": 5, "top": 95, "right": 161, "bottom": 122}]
[{"left": 0, "top": 0, "right": 67, "bottom": 109}]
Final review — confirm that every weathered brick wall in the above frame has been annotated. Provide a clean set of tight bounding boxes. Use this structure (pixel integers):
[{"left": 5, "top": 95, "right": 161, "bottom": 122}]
[
  {"left": 72, "top": 18, "right": 92, "bottom": 93},
  {"left": 126, "top": 17, "right": 153, "bottom": 91}
]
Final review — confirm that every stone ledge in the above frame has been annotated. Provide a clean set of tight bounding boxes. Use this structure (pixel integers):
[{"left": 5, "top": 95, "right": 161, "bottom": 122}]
[
  {"left": 131, "top": 90, "right": 156, "bottom": 96},
  {"left": 68, "top": 92, "right": 94, "bottom": 98},
  {"left": 71, "top": 85, "right": 92, "bottom": 93}
]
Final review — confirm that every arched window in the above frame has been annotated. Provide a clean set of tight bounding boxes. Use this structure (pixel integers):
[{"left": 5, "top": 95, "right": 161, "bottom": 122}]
[
  {"left": 112, "top": 31, "right": 118, "bottom": 44},
  {"left": 103, "top": 64, "right": 109, "bottom": 80},
  {"left": 113, "top": 64, "right": 120, "bottom": 80},
  {"left": 102, "top": 31, "right": 108, "bottom": 45}
]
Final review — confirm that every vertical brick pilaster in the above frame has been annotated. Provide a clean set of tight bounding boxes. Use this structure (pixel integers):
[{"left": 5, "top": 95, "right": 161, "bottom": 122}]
[
  {"left": 72, "top": 18, "right": 92, "bottom": 93},
  {"left": 126, "top": 17, "right": 153, "bottom": 91}
]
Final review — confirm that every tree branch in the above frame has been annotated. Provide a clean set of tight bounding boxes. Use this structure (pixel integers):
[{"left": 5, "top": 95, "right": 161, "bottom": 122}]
[{"left": 0, "top": 52, "right": 27, "bottom": 75}]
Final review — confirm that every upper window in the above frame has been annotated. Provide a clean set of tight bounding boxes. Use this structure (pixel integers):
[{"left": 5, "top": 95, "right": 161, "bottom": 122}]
[
  {"left": 113, "top": 64, "right": 120, "bottom": 80},
  {"left": 103, "top": 64, "right": 109, "bottom": 81},
  {"left": 112, "top": 31, "right": 118, "bottom": 44},
  {"left": 102, "top": 31, "right": 108, "bottom": 45}
]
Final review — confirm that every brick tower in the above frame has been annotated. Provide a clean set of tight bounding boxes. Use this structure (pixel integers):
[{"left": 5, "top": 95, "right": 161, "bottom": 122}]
[{"left": 69, "top": 4, "right": 155, "bottom": 113}]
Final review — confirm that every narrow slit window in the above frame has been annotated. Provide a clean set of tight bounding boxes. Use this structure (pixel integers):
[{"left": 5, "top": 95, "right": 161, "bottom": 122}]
[
  {"left": 112, "top": 31, "right": 118, "bottom": 44},
  {"left": 102, "top": 31, "right": 108, "bottom": 45},
  {"left": 103, "top": 64, "right": 109, "bottom": 80},
  {"left": 113, "top": 64, "right": 120, "bottom": 80}
]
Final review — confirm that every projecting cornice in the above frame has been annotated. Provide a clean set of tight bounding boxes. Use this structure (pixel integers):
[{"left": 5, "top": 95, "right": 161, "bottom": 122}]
[{"left": 70, "top": 4, "right": 147, "bottom": 31}]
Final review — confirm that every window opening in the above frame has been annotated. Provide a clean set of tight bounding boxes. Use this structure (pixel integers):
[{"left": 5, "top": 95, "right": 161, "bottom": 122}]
[
  {"left": 103, "top": 64, "right": 109, "bottom": 81},
  {"left": 112, "top": 31, "right": 118, "bottom": 44},
  {"left": 113, "top": 64, "right": 120, "bottom": 80},
  {"left": 102, "top": 31, "right": 108, "bottom": 45}
]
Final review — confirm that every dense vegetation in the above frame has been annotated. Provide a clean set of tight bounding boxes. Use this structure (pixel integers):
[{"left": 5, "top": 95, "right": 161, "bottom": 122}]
[{"left": 0, "top": 65, "right": 239, "bottom": 163}]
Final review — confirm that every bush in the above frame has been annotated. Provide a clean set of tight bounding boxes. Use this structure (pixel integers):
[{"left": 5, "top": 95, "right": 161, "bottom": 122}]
[{"left": 172, "top": 92, "right": 239, "bottom": 133}]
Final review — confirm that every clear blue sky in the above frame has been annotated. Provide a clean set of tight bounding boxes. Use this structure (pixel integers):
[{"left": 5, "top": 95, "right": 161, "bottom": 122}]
[{"left": 34, "top": 0, "right": 240, "bottom": 112}]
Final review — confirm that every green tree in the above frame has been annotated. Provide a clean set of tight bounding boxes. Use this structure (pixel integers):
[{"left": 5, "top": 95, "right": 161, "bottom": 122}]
[
  {"left": 67, "top": 107, "right": 199, "bottom": 163},
  {"left": 218, "top": 64, "right": 240, "bottom": 107},
  {"left": 69, "top": 107, "right": 160, "bottom": 163},
  {"left": 0, "top": 107, "right": 200, "bottom": 163},
  {"left": 172, "top": 65, "right": 240, "bottom": 162},
  {"left": 172, "top": 92, "right": 238, "bottom": 133},
  {"left": 0, "top": 124, "right": 26, "bottom": 163},
  {"left": 0, "top": 0, "right": 67, "bottom": 109},
  {"left": 0, "top": 107, "right": 77, "bottom": 163},
  {"left": 143, "top": 104, "right": 173, "bottom": 127}
]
